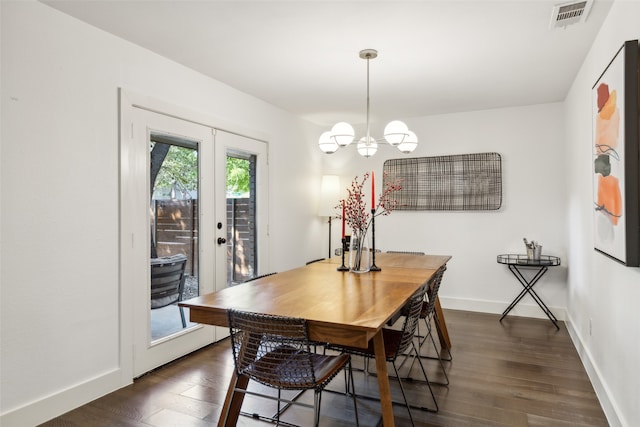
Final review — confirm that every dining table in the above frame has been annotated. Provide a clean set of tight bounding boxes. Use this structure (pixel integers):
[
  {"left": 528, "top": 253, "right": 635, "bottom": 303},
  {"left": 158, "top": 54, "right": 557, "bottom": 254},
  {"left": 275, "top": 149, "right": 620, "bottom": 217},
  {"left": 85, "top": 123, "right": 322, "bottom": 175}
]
[
  {"left": 180, "top": 253, "right": 451, "bottom": 427},
  {"left": 322, "top": 253, "right": 453, "bottom": 351}
]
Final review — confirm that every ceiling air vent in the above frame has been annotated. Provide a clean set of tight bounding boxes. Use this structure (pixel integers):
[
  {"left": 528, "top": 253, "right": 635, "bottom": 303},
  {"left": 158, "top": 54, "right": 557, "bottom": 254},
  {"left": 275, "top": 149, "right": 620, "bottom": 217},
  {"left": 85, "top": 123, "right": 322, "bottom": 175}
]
[{"left": 549, "top": 0, "right": 593, "bottom": 29}]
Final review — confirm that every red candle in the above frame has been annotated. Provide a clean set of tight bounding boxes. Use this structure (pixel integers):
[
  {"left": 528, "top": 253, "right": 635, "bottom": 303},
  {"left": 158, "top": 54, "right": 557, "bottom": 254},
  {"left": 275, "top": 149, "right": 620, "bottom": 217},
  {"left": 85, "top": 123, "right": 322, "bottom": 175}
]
[
  {"left": 371, "top": 170, "right": 375, "bottom": 209},
  {"left": 341, "top": 200, "right": 345, "bottom": 239}
]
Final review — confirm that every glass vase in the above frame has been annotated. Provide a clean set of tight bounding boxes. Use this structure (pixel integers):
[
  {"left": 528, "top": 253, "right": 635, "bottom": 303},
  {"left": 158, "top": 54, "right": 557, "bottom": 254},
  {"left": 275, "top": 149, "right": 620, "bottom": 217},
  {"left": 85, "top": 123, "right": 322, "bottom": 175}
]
[{"left": 349, "top": 232, "right": 371, "bottom": 273}]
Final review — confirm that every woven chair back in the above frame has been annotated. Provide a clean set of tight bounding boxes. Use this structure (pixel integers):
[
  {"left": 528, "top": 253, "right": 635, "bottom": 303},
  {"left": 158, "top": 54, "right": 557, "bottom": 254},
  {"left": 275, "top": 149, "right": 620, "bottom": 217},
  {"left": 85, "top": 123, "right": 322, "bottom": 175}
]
[
  {"left": 424, "top": 266, "right": 446, "bottom": 319},
  {"left": 395, "top": 284, "right": 429, "bottom": 357},
  {"left": 386, "top": 251, "right": 426, "bottom": 255},
  {"left": 228, "top": 309, "right": 318, "bottom": 390},
  {"left": 242, "top": 272, "right": 277, "bottom": 283}
]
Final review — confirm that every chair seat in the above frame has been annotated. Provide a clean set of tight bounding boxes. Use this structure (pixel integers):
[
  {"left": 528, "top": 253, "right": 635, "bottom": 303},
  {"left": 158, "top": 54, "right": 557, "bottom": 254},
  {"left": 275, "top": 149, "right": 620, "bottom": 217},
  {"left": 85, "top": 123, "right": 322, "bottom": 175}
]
[{"left": 248, "top": 345, "right": 350, "bottom": 390}]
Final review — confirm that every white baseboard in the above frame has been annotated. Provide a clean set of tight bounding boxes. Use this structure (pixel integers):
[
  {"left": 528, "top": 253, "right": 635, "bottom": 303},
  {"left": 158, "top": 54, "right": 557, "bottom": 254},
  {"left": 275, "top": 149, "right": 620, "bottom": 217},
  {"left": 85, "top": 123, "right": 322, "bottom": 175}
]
[
  {"left": 0, "top": 368, "right": 128, "bottom": 427},
  {"left": 565, "top": 315, "right": 625, "bottom": 427},
  {"left": 439, "top": 296, "right": 567, "bottom": 321}
]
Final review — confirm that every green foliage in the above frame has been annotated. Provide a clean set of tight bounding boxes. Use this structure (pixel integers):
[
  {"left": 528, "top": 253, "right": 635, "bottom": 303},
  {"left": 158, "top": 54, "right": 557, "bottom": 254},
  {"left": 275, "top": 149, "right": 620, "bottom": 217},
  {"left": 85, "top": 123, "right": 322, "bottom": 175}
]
[
  {"left": 153, "top": 143, "right": 250, "bottom": 196},
  {"left": 154, "top": 144, "right": 198, "bottom": 191},
  {"left": 226, "top": 157, "right": 250, "bottom": 195}
]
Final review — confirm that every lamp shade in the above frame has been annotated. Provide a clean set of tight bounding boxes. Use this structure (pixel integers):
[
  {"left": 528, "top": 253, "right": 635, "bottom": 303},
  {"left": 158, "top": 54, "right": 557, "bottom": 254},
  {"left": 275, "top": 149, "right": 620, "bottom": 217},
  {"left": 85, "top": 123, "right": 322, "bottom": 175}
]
[
  {"left": 318, "top": 131, "right": 339, "bottom": 154},
  {"left": 397, "top": 130, "right": 418, "bottom": 153},
  {"left": 383, "top": 120, "right": 409, "bottom": 146},
  {"left": 357, "top": 137, "right": 378, "bottom": 158},
  {"left": 330, "top": 122, "right": 355, "bottom": 147},
  {"left": 318, "top": 175, "right": 340, "bottom": 216}
]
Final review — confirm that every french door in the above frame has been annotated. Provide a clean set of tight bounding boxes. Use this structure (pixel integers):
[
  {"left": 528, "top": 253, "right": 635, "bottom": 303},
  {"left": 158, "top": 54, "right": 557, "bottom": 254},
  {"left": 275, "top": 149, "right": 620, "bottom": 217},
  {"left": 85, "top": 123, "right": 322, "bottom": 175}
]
[
  {"left": 215, "top": 130, "right": 269, "bottom": 293},
  {"left": 125, "top": 107, "right": 216, "bottom": 377},
  {"left": 120, "top": 92, "right": 269, "bottom": 378}
]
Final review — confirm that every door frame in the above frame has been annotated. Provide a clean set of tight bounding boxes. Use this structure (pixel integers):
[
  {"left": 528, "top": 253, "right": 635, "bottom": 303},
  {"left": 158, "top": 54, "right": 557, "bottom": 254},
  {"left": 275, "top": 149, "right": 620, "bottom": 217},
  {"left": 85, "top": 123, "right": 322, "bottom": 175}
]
[{"left": 119, "top": 89, "right": 270, "bottom": 380}]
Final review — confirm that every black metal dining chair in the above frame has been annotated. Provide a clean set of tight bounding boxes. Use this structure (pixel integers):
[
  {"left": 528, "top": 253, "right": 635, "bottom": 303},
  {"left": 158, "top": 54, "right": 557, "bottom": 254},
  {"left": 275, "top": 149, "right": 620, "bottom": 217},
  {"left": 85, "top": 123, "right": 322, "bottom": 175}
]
[
  {"left": 226, "top": 309, "right": 359, "bottom": 427},
  {"left": 405, "top": 266, "right": 450, "bottom": 386},
  {"left": 387, "top": 251, "right": 453, "bottom": 363}
]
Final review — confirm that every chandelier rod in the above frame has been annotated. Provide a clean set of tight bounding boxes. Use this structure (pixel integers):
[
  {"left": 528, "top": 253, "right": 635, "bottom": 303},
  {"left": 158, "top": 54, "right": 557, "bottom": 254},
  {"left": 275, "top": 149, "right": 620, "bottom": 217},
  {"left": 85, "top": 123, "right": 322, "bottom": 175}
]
[
  {"left": 366, "top": 51, "right": 371, "bottom": 146},
  {"left": 361, "top": 49, "right": 377, "bottom": 147}
]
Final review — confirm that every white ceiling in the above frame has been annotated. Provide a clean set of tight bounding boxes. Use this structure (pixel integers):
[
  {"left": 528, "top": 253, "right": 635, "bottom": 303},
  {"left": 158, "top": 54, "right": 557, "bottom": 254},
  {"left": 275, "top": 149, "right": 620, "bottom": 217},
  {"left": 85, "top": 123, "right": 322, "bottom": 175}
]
[{"left": 43, "top": 0, "right": 612, "bottom": 127}]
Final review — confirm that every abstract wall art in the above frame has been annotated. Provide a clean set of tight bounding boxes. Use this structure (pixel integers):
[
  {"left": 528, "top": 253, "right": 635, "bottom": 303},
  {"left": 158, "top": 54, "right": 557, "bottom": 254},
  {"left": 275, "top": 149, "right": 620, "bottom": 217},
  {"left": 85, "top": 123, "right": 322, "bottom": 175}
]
[{"left": 592, "top": 39, "right": 639, "bottom": 267}]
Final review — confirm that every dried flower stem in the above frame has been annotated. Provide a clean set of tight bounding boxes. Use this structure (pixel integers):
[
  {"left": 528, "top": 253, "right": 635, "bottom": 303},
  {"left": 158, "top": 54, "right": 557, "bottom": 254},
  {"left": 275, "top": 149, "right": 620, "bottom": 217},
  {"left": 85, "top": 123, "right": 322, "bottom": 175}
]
[{"left": 335, "top": 172, "right": 402, "bottom": 270}]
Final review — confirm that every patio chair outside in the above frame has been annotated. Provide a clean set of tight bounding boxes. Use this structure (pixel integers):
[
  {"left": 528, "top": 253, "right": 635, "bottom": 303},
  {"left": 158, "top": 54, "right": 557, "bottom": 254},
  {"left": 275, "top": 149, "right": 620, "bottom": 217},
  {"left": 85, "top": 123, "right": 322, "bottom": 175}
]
[{"left": 150, "top": 254, "right": 188, "bottom": 328}]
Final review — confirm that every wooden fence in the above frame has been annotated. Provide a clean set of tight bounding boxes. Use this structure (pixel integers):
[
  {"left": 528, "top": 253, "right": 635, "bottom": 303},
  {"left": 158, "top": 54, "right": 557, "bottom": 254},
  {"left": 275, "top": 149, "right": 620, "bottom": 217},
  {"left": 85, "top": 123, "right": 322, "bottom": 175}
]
[{"left": 153, "top": 198, "right": 255, "bottom": 284}]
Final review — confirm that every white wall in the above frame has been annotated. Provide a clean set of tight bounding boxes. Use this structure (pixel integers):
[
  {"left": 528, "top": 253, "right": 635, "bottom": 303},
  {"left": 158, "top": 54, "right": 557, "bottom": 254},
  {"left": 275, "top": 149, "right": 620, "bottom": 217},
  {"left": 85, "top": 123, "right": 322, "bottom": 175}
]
[
  {"left": 0, "top": 2, "right": 323, "bottom": 425},
  {"left": 564, "top": 1, "right": 640, "bottom": 426},
  {"left": 323, "top": 103, "right": 569, "bottom": 318}
]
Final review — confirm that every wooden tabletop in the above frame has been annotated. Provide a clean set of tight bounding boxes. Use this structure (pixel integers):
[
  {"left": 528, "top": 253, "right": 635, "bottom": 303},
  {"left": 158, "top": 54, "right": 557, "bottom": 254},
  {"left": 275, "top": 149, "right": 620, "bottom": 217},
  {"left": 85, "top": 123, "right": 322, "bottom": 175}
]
[{"left": 182, "top": 261, "right": 437, "bottom": 348}]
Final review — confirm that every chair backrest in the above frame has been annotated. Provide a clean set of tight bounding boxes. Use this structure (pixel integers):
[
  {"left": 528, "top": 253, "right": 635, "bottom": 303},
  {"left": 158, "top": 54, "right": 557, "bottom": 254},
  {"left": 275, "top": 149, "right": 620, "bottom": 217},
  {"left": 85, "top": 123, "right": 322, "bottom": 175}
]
[
  {"left": 386, "top": 251, "right": 425, "bottom": 255},
  {"left": 424, "top": 266, "right": 446, "bottom": 318},
  {"left": 150, "top": 254, "right": 187, "bottom": 309},
  {"left": 227, "top": 309, "right": 317, "bottom": 389},
  {"left": 395, "top": 283, "right": 429, "bottom": 357},
  {"left": 242, "top": 272, "right": 277, "bottom": 283}
]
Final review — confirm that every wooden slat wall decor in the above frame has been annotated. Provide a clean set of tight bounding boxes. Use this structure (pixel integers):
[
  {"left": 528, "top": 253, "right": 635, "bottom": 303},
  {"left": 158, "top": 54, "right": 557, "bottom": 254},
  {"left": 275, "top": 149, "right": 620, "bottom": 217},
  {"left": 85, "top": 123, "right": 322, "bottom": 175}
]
[{"left": 383, "top": 152, "right": 502, "bottom": 210}]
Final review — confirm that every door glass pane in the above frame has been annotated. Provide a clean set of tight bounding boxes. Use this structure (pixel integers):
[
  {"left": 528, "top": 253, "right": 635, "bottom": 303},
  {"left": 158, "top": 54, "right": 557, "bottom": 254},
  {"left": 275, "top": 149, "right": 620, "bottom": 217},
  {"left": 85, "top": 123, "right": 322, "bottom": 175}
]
[
  {"left": 150, "top": 135, "right": 199, "bottom": 340},
  {"left": 226, "top": 153, "right": 257, "bottom": 285}
]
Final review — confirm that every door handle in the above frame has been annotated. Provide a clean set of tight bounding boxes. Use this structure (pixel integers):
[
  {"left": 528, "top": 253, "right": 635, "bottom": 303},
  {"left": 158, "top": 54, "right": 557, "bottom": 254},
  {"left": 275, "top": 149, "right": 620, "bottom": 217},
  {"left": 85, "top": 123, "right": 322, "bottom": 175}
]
[{"left": 217, "top": 237, "right": 227, "bottom": 245}]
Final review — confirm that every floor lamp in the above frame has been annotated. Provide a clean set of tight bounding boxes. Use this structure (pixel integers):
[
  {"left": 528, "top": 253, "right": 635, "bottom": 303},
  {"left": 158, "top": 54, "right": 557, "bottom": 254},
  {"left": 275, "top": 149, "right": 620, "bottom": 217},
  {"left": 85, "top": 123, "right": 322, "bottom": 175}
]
[{"left": 319, "top": 175, "right": 340, "bottom": 259}]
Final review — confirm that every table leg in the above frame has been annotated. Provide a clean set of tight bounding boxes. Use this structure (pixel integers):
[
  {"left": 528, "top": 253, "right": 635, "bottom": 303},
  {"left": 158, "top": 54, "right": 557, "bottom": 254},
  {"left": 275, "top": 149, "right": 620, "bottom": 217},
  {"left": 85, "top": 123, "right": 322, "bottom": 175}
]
[
  {"left": 433, "top": 296, "right": 452, "bottom": 350},
  {"left": 372, "top": 330, "right": 395, "bottom": 427},
  {"left": 218, "top": 372, "right": 249, "bottom": 427}
]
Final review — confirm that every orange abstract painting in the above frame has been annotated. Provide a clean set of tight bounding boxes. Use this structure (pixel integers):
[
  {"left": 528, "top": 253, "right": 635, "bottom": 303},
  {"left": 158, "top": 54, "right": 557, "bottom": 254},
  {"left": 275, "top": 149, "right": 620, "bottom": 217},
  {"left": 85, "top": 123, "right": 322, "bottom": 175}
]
[
  {"left": 594, "top": 82, "right": 622, "bottom": 227},
  {"left": 592, "top": 40, "right": 640, "bottom": 267}
]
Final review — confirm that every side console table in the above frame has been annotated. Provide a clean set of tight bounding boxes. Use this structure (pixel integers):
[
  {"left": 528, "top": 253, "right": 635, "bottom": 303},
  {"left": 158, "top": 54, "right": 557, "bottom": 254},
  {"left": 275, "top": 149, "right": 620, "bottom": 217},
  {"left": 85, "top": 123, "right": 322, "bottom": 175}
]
[{"left": 497, "top": 254, "right": 561, "bottom": 329}]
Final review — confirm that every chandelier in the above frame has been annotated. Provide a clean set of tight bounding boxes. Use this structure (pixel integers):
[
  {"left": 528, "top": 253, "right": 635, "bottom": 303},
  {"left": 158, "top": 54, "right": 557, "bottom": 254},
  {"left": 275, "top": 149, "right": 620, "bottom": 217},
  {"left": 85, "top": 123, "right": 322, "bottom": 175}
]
[{"left": 318, "top": 49, "right": 418, "bottom": 158}]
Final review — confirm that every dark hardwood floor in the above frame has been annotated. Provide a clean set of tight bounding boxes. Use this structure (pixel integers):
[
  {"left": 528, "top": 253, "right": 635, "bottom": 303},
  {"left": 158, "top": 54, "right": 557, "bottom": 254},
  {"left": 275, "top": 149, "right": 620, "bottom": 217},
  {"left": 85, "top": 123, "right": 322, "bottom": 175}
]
[{"left": 39, "top": 310, "right": 608, "bottom": 427}]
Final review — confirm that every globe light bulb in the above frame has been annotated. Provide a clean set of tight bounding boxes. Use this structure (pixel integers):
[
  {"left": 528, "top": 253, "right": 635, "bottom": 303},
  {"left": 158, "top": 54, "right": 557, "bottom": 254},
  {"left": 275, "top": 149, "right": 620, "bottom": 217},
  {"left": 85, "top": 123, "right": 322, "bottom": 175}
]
[
  {"left": 357, "top": 136, "right": 378, "bottom": 157},
  {"left": 383, "top": 120, "right": 409, "bottom": 146},
  {"left": 397, "top": 130, "right": 418, "bottom": 154},
  {"left": 330, "top": 122, "right": 355, "bottom": 147},
  {"left": 318, "top": 131, "right": 339, "bottom": 154}
]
